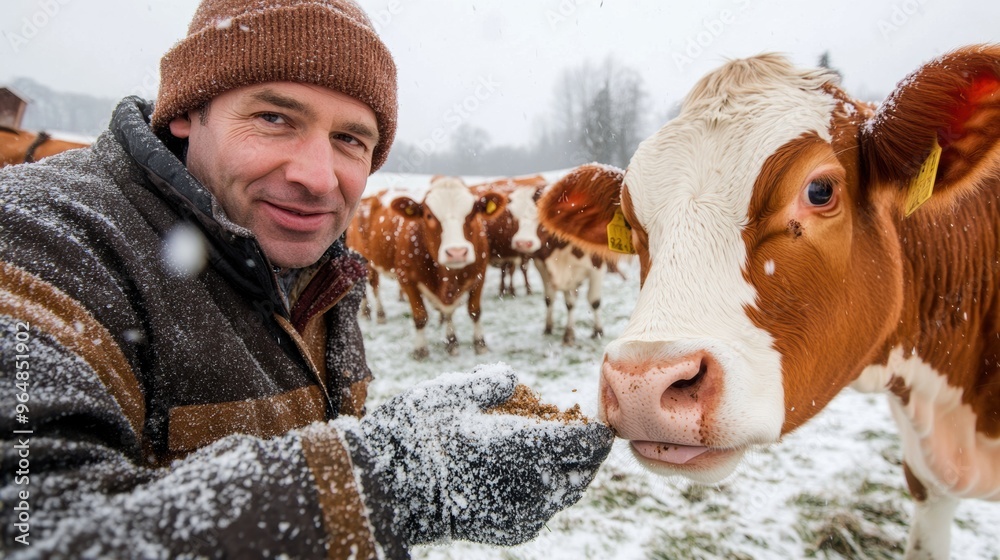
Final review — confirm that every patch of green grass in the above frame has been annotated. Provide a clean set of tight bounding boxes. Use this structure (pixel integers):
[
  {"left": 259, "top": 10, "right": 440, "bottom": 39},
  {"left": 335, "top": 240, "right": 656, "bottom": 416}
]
[
  {"left": 879, "top": 447, "right": 903, "bottom": 467},
  {"left": 703, "top": 502, "right": 735, "bottom": 519},
  {"left": 857, "top": 479, "right": 905, "bottom": 498},
  {"left": 859, "top": 429, "right": 895, "bottom": 441},
  {"left": 810, "top": 512, "right": 899, "bottom": 558},
  {"left": 586, "top": 469, "right": 680, "bottom": 519},
  {"left": 681, "top": 483, "right": 710, "bottom": 504},
  {"left": 791, "top": 478, "right": 907, "bottom": 559},
  {"left": 587, "top": 476, "right": 646, "bottom": 512},
  {"left": 646, "top": 529, "right": 755, "bottom": 560},
  {"left": 791, "top": 492, "right": 830, "bottom": 510},
  {"left": 532, "top": 368, "right": 566, "bottom": 380},
  {"left": 562, "top": 353, "right": 589, "bottom": 366},
  {"left": 954, "top": 515, "right": 974, "bottom": 531}
]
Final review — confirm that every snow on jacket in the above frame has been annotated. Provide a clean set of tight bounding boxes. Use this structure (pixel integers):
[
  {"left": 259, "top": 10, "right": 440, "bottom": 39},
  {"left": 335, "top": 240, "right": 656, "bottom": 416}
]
[{"left": 0, "top": 97, "right": 406, "bottom": 558}]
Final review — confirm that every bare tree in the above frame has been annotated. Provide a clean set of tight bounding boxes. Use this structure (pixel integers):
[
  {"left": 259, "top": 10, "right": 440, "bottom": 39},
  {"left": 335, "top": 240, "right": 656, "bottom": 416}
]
[
  {"left": 379, "top": 55, "right": 649, "bottom": 176},
  {"left": 818, "top": 50, "right": 843, "bottom": 80},
  {"left": 547, "top": 55, "right": 648, "bottom": 168},
  {"left": 449, "top": 123, "right": 492, "bottom": 175}
]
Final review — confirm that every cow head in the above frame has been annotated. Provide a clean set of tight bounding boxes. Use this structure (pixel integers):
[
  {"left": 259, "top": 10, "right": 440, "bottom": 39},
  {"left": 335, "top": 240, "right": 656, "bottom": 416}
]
[
  {"left": 507, "top": 185, "right": 546, "bottom": 254},
  {"left": 539, "top": 46, "right": 1000, "bottom": 483},
  {"left": 390, "top": 176, "right": 506, "bottom": 269}
]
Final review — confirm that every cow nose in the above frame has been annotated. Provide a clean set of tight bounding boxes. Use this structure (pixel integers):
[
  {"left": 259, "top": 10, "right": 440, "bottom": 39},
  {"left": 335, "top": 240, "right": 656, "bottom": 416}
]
[
  {"left": 445, "top": 247, "right": 469, "bottom": 261},
  {"left": 514, "top": 239, "right": 536, "bottom": 252},
  {"left": 601, "top": 352, "right": 715, "bottom": 445}
]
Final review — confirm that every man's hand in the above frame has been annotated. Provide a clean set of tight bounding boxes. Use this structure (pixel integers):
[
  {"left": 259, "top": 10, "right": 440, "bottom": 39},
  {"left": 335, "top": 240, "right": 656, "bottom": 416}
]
[{"left": 359, "top": 363, "right": 614, "bottom": 546}]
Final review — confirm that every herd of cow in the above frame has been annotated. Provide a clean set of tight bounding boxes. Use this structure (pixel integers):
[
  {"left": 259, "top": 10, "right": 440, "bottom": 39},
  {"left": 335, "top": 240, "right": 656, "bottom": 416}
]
[
  {"left": 345, "top": 169, "right": 619, "bottom": 359},
  {"left": 3, "top": 45, "right": 998, "bottom": 559}
]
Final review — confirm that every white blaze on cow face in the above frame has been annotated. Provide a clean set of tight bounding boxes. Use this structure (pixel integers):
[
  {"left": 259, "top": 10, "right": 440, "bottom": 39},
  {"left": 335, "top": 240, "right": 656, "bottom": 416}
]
[
  {"left": 603, "top": 58, "right": 840, "bottom": 482},
  {"left": 423, "top": 177, "right": 478, "bottom": 268},
  {"left": 507, "top": 186, "right": 542, "bottom": 253}
]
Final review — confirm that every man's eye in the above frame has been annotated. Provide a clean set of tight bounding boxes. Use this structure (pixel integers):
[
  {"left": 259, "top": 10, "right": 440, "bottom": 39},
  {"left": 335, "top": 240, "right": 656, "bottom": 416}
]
[
  {"left": 334, "top": 133, "right": 362, "bottom": 147},
  {"left": 259, "top": 113, "right": 287, "bottom": 125}
]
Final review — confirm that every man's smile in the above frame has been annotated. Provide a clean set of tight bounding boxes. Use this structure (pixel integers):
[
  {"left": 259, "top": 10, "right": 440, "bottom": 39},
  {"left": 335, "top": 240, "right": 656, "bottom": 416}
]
[{"left": 260, "top": 200, "right": 336, "bottom": 233}]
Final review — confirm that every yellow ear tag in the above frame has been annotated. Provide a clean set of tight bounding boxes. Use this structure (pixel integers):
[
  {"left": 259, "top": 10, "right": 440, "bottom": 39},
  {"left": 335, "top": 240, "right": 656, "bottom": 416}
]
[
  {"left": 404, "top": 205, "right": 416, "bottom": 216},
  {"left": 607, "top": 208, "right": 636, "bottom": 254},
  {"left": 485, "top": 199, "right": 498, "bottom": 215},
  {"left": 904, "top": 138, "right": 942, "bottom": 217}
]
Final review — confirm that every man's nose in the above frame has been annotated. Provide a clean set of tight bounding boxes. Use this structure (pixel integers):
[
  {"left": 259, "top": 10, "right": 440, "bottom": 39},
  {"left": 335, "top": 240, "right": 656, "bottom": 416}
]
[{"left": 284, "top": 135, "right": 338, "bottom": 197}]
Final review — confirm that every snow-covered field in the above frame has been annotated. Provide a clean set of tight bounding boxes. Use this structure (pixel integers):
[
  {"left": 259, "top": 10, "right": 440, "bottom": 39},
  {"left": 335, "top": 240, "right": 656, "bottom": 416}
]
[{"left": 358, "top": 249, "right": 1000, "bottom": 559}]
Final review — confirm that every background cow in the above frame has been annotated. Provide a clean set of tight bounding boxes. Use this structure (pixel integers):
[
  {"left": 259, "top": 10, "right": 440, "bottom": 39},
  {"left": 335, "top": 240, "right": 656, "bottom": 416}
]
[
  {"left": 470, "top": 174, "right": 547, "bottom": 297},
  {"left": 345, "top": 190, "right": 391, "bottom": 323},
  {"left": 538, "top": 47, "right": 1000, "bottom": 559},
  {"left": 531, "top": 233, "right": 608, "bottom": 346},
  {"left": 348, "top": 177, "right": 505, "bottom": 358},
  {"left": 505, "top": 171, "right": 621, "bottom": 345},
  {"left": 0, "top": 125, "right": 89, "bottom": 167}
]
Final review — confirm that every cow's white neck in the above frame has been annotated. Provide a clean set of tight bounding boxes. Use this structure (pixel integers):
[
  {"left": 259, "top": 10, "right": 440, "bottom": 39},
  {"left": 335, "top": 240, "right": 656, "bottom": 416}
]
[{"left": 855, "top": 347, "right": 1000, "bottom": 500}]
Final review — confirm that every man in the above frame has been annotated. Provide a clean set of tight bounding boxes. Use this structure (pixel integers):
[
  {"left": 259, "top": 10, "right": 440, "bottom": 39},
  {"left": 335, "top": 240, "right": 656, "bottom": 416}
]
[{"left": 0, "top": 0, "right": 613, "bottom": 557}]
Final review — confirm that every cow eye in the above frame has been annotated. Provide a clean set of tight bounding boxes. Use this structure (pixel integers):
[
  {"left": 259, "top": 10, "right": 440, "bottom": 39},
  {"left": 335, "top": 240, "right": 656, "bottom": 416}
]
[{"left": 806, "top": 179, "right": 834, "bottom": 206}]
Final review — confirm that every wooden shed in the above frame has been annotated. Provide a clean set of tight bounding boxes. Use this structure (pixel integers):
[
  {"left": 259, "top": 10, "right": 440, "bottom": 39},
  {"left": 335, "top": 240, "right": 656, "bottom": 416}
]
[{"left": 0, "top": 87, "right": 29, "bottom": 129}]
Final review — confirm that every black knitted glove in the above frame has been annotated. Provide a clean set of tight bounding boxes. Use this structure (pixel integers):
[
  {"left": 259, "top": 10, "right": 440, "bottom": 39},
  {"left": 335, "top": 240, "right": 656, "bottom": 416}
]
[{"left": 359, "top": 363, "right": 614, "bottom": 546}]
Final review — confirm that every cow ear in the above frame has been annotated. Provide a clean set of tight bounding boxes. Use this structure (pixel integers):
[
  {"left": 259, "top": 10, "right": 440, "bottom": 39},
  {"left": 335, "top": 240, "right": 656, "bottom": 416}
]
[
  {"left": 861, "top": 45, "right": 1000, "bottom": 216},
  {"left": 537, "top": 164, "right": 625, "bottom": 257},
  {"left": 475, "top": 192, "right": 506, "bottom": 218},
  {"left": 389, "top": 197, "right": 422, "bottom": 219}
]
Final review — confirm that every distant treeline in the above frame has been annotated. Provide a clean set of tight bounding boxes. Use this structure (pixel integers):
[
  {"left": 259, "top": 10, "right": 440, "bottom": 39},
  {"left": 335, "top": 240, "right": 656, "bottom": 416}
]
[
  {"left": 7, "top": 77, "right": 117, "bottom": 138},
  {"left": 383, "top": 55, "right": 658, "bottom": 176}
]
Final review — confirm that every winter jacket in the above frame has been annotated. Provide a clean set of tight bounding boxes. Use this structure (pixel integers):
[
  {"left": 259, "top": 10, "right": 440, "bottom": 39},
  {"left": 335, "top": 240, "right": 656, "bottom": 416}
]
[{"left": 0, "top": 97, "right": 406, "bottom": 558}]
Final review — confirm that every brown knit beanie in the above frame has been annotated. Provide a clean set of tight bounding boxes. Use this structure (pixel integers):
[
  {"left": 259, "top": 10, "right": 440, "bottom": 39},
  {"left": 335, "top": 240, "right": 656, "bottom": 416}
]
[{"left": 151, "top": 0, "right": 397, "bottom": 172}]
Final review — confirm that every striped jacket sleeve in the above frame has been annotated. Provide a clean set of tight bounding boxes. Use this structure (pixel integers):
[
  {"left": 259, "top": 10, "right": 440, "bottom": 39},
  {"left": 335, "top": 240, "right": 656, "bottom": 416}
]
[{"left": 0, "top": 261, "right": 405, "bottom": 559}]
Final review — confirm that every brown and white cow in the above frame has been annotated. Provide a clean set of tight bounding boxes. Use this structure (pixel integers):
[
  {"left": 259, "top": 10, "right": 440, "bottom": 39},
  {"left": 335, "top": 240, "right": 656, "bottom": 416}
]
[
  {"left": 348, "top": 177, "right": 505, "bottom": 358},
  {"left": 530, "top": 232, "right": 608, "bottom": 346},
  {"left": 0, "top": 126, "right": 90, "bottom": 167},
  {"left": 345, "top": 190, "right": 391, "bottom": 323},
  {"left": 538, "top": 47, "right": 1000, "bottom": 559},
  {"left": 507, "top": 170, "right": 620, "bottom": 345},
  {"left": 470, "top": 174, "right": 548, "bottom": 297}
]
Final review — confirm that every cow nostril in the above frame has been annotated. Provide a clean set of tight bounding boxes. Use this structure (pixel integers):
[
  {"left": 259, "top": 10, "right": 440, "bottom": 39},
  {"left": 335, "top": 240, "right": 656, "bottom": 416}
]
[
  {"left": 670, "top": 359, "right": 708, "bottom": 390},
  {"left": 602, "top": 383, "right": 620, "bottom": 414}
]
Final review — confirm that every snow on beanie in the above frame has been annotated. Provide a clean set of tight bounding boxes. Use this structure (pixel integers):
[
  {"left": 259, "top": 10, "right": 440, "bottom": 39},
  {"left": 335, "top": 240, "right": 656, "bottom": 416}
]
[{"left": 151, "top": 0, "right": 398, "bottom": 172}]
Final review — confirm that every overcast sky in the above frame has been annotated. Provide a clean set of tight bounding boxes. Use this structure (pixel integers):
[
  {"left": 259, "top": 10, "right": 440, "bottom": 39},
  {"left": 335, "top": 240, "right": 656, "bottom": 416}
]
[{"left": 2, "top": 0, "right": 998, "bottom": 149}]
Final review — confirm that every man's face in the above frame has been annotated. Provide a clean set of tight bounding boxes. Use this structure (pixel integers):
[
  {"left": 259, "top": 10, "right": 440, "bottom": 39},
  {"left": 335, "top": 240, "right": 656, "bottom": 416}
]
[{"left": 169, "top": 82, "right": 378, "bottom": 269}]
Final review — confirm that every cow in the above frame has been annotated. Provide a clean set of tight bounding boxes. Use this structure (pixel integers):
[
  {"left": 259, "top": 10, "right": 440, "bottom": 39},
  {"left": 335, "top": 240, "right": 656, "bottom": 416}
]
[
  {"left": 537, "top": 46, "right": 1000, "bottom": 559},
  {"left": 531, "top": 232, "right": 608, "bottom": 346},
  {"left": 345, "top": 190, "right": 392, "bottom": 323},
  {"left": 469, "top": 174, "right": 547, "bottom": 297},
  {"left": 505, "top": 171, "right": 618, "bottom": 345},
  {"left": 0, "top": 125, "right": 90, "bottom": 167},
  {"left": 347, "top": 177, "right": 505, "bottom": 358}
]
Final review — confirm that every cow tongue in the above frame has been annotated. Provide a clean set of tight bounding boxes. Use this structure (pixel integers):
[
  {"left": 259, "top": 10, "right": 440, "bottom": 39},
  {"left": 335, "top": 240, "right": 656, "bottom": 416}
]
[{"left": 632, "top": 441, "right": 710, "bottom": 464}]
